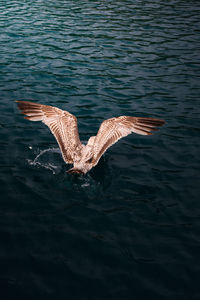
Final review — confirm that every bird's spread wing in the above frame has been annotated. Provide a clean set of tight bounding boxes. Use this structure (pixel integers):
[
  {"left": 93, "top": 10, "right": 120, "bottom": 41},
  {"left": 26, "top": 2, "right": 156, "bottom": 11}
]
[
  {"left": 90, "top": 116, "right": 165, "bottom": 166},
  {"left": 16, "top": 101, "right": 82, "bottom": 164}
]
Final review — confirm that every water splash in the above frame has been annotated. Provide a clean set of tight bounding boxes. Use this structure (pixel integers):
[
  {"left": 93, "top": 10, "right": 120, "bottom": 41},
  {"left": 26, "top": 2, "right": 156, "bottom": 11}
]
[
  {"left": 27, "top": 147, "right": 62, "bottom": 175},
  {"left": 26, "top": 146, "right": 110, "bottom": 197}
]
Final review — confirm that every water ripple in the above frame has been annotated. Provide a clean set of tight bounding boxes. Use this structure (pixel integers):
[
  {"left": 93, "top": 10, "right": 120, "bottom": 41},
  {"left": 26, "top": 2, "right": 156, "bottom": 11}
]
[{"left": 1, "top": 0, "right": 200, "bottom": 299}]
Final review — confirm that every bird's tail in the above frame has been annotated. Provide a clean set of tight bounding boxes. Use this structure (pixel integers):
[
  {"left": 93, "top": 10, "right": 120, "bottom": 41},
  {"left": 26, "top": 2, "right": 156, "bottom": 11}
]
[{"left": 67, "top": 168, "right": 84, "bottom": 175}]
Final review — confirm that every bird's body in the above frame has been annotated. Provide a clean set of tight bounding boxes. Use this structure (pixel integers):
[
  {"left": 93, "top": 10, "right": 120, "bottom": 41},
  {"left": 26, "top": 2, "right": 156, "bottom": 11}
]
[{"left": 16, "top": 101, "right": 165, "bottom": 174}]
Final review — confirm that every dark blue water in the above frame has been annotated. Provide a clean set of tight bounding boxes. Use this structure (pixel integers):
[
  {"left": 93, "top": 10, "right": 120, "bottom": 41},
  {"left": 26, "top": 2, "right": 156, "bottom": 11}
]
[{"left": 1, "top": 1, "right": 200, "bottom": 299}]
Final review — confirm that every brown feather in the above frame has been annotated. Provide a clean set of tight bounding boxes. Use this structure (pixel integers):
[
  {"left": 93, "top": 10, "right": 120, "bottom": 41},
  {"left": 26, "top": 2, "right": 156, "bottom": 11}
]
[
  {"left": 16, "top": 101, "right": 165, "bottom": 174},
  {"left": 91, "top": 116, "right": 165, "bottom": 166},
  {"left": 16, "top": 100, "right": 82, "bottom": 164}
]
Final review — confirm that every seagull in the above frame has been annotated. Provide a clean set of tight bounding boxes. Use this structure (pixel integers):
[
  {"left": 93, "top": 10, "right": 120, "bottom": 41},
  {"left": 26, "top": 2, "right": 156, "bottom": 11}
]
[{"left": 16, "top": 101, "right": 165, "bottom": 175}]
